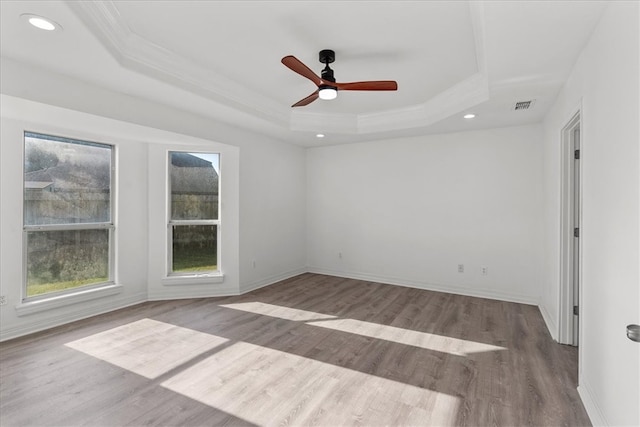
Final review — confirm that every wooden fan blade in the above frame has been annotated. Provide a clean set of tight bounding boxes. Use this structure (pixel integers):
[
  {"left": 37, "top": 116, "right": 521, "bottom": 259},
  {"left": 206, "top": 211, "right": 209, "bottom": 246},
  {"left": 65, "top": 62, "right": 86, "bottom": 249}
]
[
  {"left": 334, "top": 80, "right": 398, "bottom": 91},
  {"left": 282, "top": 56, "right": 323, "bottom": 86},
  {"left": 292, "top": 90, "right": 319, "bottom": 107}
]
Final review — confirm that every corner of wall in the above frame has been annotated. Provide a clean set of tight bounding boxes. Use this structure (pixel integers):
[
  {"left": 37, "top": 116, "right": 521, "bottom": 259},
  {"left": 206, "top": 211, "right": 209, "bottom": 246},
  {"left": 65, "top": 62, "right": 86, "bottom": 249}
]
[
  {"left": 538, "top": 302, "right": 559, "bottom": 341},
  {"left": 239, "top": 267, "right": 307, "bottom": 295}
]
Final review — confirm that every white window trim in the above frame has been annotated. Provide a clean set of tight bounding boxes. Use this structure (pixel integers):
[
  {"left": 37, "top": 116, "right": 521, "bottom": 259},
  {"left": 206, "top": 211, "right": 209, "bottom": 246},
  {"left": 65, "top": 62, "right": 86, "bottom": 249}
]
[
  {"left": 161, "top": 274, "right": 224, "bottom": 286},
  {"left": 166, "top": 151, "right": 222, "bottom": 283},
  {"left": 22, "top": 131, "right": 116, "bottom": 302},
  {"left": 15, "top": 283, "right": 123, "bottom": 316}
]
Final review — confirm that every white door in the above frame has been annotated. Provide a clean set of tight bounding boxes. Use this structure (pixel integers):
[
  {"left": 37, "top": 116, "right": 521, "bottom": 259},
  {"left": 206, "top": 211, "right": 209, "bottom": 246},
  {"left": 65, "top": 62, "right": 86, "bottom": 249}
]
[
  {"left": 560, "top": 112, "right": 581, "bottom": 347},
  {"left": 572, "top": 127, "right": 580, "bottom": 346}
]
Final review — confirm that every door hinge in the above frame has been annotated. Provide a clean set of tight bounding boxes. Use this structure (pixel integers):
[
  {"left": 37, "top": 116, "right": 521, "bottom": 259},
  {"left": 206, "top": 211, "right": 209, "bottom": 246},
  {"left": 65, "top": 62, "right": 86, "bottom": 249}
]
[
  {"left": 574, "top": 149, "right": 580, "bottom": 160},
  {"left": 573, "top": 305, "right": 579, "bottom": 316},
  {"left": 574, "top": 228, "right": 579, "bottom": 238}
]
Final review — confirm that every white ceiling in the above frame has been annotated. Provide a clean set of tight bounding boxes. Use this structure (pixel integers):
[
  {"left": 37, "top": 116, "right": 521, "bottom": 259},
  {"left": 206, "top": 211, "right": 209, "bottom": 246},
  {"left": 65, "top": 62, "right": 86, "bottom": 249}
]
[{"left": 0, "top": 1, "right": 608, "bottom": 146}]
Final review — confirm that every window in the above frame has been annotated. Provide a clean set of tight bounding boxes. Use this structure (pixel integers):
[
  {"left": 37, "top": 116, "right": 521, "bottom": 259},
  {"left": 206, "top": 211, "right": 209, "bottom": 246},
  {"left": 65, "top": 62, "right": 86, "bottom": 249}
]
[
  {"left": 168, "top": 152, "right": 220, "bottom": 275},
  {"left": 23, "top": 132, "right": 114, "bottom": 299}
]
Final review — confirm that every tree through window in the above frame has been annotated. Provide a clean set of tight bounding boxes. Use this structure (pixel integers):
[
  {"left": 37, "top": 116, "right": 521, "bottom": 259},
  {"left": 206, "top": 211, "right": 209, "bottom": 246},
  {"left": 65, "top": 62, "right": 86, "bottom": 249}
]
[{"left": 23, "top": 132, "right": 114, "bottom": 298}]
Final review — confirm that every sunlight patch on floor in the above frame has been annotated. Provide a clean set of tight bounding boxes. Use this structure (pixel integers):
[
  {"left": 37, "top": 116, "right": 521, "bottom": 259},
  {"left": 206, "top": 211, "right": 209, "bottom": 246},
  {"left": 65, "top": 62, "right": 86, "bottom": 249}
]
[
  {"left": 308, "top": 318, "right": 506, "bottom": 356},
  {"left": 161, "top": 340, "right": 461, "bottom": 426},
  {"left": 223, "top": 301, "right": 505, "bottom": 356},
  {"left": 221, "top": 301, "right": 337, "bottom": 321},
  {"left": 65, "top": 317, "right": 462, "bottom": 425},
  {"left": 65, "top": 318, "right": 228, "bottom": 379}
]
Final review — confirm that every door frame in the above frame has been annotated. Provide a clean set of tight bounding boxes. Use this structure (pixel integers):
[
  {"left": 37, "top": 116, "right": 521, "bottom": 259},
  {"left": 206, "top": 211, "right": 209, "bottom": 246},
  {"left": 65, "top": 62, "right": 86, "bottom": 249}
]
[{"left": 559, "top": 108, "right": 582, "bottom": 347}]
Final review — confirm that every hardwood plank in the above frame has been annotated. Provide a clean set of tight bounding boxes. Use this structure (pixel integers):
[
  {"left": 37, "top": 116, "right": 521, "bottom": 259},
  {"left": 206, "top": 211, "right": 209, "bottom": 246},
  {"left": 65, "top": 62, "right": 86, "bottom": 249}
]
[{"left": 0, "top": 273, "right": 591, "bottom": 426}]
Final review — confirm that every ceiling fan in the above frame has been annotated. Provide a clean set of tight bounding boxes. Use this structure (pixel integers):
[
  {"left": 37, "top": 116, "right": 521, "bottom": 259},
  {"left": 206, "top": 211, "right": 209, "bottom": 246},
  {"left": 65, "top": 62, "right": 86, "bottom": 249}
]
[{"left": 281, "top": 49, "right": 398, "bottom": 107}]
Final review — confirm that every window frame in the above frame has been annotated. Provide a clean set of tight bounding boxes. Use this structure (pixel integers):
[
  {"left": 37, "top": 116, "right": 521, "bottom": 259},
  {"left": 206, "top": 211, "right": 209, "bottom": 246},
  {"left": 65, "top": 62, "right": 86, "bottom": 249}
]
[
  {"left": 166, "top": 150, "right": 221, "bottom": 278},
  {"left": 22, "top": 131, "right": 116, "bottom": 302}
]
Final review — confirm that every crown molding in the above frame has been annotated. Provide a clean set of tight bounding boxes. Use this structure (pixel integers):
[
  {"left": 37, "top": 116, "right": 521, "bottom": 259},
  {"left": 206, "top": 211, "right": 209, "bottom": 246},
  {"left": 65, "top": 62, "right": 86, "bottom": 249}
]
[
  {"left": 292, "top": 1, "right": 490, "bottom": 135},
  {"left": 469, "top": 1, "right": 489, "bottom": 75},
  {"left": 68, "top": 1, "right": 490, "bottom": 138},
  {"left": 67, "top": 1, "right": 290, "bottom": 127},
  {"left": 290, "top": 71, "right": 489, "bottom": 135},
  {"left": 358, "top": 72, "right": 489, "bottom": 134}
]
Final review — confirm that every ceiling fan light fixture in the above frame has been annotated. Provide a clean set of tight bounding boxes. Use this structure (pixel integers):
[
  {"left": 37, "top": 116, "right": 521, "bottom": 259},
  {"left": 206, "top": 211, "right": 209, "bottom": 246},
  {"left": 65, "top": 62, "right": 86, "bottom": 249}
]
[
  {"left": 318, "top": 86, "right": 337, "bottom": 101},
  {"left": 281, "top": 51, "right": 396, "bottom": 107}
]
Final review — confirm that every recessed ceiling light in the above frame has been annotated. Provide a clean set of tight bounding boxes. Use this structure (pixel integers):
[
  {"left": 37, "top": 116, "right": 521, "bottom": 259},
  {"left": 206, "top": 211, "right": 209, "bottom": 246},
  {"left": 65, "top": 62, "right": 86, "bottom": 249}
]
[
  {"left": 463, "top": 113, "right": 476, "bottom": 119},
  {"left": 316, "top": 134, "right": 325, "bottom": 138},
  {"left": 21, "top": 14, "right": 62, "bottom": 32}
]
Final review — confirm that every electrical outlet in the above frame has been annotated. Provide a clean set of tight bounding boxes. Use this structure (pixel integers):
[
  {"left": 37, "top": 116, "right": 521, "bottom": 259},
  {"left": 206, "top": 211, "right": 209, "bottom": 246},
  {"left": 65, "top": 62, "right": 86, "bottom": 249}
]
[
  {"left": 252, "top": 259, "right": 256, "bottom": 269},
  {"left": 0, "top": 295, "right": 6, "bottom": 306},
  {"left": 481, "top": 266, "right": 488, "bottom": 276},
  {"left": 338, "top": 252, "right": 343, "bottom": 259},
  {"left": 458, "top": 264, "right": 464, "bottom": 273}
]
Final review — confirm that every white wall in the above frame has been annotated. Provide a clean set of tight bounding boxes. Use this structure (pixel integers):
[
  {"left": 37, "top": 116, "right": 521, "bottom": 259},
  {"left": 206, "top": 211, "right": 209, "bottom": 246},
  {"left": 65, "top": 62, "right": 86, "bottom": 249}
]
[
  {"left": 0, "top": 59, "right": 307, "bottom": 294},
  {"left": 1, "top": 96, "right": 150, "bottom": 340},
  {"left": 540, "top": 2, "right": 639, "bottom": 425},
  {"left": 0, "top": 59, "right": 307, "bottom": 340},
  {"left": 307, "top": 125, "right": 544, "bottom": 304},
  {"left": 2, "top": 7, "right": 638, "bottom": 423},
  {"left": 239, "top": 137, "right": 307, "bottom": 293},
  {"left": 146, "top": 136, "right": 240, "bottom": 300}
]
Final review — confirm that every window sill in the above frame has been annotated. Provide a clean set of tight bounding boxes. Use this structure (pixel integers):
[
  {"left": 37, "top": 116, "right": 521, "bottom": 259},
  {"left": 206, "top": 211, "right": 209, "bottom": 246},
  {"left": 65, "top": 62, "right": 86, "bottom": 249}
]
[
  {"left": 161, "top": 273, "right": 225, "bottom": 286},
  {"left": 15, "top": 283, "right": 123, "bottom": 317}
]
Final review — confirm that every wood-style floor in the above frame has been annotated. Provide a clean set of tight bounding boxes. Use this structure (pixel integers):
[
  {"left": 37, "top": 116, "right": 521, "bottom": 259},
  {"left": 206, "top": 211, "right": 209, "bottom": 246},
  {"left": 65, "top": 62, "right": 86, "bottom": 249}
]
[{"left": 0, "top": 273, "right": 591, "bottom": 426}]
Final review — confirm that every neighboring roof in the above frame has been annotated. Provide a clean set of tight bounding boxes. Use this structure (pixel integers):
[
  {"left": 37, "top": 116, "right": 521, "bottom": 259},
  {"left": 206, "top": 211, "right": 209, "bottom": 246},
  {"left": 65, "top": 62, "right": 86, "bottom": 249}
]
[
  {"left": 171, "top": 152, "right": 213, "bottom": 168},
  {"left": 24, "top": 169, "right": 53, "bottom": 183},
  {"left": 24, "top": 163, "right": 110, "bottom": 190},
  {"left": 25, "top": 181, "right": 53, "bottom": 190}
]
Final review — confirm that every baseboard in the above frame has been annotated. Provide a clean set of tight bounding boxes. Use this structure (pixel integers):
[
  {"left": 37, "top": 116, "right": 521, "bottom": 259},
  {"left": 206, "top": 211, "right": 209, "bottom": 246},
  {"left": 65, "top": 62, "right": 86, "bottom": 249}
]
[
  {"left": 538, "top": 303, "right": 559, "bottom": 341},
  {"left": 2, "top": 268, "right": 307, "bottom": 341},
  {"left": 0, "top": 291, "right": 147, "bottom": 342},
  {"left": 239, "top": 268, "right": 307, "bottom": 295},
  {"left": 147, "top": 284, "right": 240, "bottom": 301},
  {"left": 306, "top": 267, "right": 539, "bottom": 306},
  {"left": 0, "top": 267, "right": 538, "bottom": 342},
  {"left": 578, "top": 379, "right": 607, "bottom": 426},
  {"left": 147, "top": 268, "right": 307, "bottom": 300}
]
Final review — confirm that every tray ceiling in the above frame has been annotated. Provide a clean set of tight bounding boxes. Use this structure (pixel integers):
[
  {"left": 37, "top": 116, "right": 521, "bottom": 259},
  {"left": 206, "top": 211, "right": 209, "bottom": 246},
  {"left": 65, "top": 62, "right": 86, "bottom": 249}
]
[{"left": 0, "top": 1, "right": 608, "bottom": 146}]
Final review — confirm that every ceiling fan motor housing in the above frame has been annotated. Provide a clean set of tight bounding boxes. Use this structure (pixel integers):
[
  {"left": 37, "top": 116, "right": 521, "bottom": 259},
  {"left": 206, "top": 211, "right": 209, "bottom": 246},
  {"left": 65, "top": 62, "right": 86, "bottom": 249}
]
[{"left": 319, "top": 49, "right": 335, "bottom": 64}]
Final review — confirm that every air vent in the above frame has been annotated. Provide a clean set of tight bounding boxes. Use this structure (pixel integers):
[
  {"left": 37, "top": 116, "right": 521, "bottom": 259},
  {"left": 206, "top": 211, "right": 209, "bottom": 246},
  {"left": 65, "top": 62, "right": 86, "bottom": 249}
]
[{"left": 514, "top": 100, "right": 535, "bottom": 110}]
